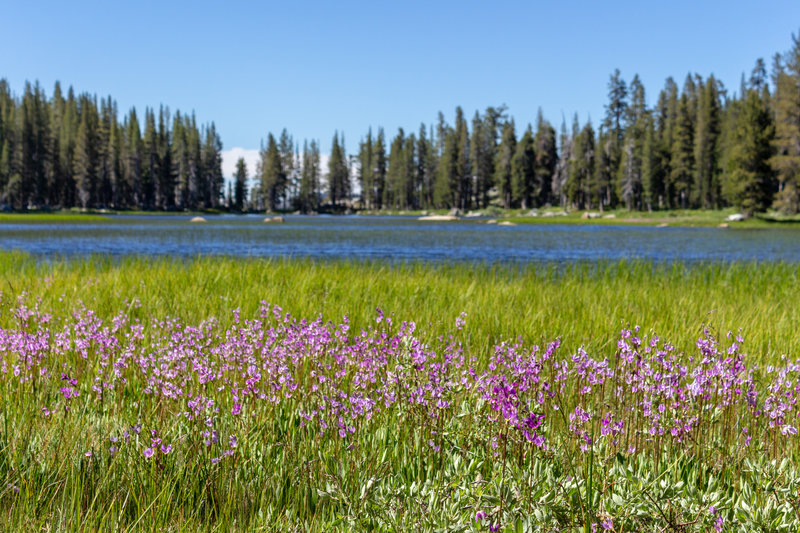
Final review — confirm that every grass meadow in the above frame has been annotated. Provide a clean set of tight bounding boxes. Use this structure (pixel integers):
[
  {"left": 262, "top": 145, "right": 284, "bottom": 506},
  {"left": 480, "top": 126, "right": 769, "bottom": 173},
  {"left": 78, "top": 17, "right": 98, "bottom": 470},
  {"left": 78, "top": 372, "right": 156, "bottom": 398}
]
[{"left": 1, "top": 252, "right": 799, "bottom": 531}]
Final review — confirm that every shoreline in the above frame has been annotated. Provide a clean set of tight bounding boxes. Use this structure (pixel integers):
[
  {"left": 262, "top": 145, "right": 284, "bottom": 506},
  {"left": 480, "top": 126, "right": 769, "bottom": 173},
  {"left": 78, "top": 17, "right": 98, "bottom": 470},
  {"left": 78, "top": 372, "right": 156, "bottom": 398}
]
[{"left": 2, "top": 208, "right": 800, "bottom": 228}]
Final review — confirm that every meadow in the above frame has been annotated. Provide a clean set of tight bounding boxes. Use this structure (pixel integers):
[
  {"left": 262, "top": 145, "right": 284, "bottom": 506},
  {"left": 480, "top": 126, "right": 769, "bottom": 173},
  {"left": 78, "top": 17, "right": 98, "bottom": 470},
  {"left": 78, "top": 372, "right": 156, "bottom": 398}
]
[{"left": 1, "top": 253, "right": 799, "bottom": 531}]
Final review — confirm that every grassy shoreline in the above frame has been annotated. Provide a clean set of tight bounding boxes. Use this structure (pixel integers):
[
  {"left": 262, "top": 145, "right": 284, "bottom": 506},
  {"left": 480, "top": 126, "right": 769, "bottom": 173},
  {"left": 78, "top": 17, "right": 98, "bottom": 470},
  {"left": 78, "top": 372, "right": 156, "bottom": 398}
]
[{"left": 2, "top": 207, "right": 800, "bottom": 228}]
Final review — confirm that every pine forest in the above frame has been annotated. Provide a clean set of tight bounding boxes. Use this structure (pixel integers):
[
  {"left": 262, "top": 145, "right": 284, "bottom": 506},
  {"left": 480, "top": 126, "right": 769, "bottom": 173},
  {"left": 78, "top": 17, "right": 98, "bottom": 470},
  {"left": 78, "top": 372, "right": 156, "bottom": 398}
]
[{"left": 2, "top": 33, "right": 800, "bottom": 216}]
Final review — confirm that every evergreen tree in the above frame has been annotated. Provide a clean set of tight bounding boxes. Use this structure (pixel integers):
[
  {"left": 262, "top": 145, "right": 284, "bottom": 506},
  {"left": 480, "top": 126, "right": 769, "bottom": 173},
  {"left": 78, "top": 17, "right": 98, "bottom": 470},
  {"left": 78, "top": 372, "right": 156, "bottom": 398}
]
[
  {"left": 656, "top": 78, "right": 679, "bottom": 207},
  {"left": 470, "top": 109, "right": 498, "bottom": 208},
  {"left": 723, "top": 90, "right": 775, "bottom": 213},
  {"left": 142, "top": 108, "right": 159, "bottom": 208},
  {"left": 300, "top": 139, "right": 320, "bottom": 213},
  {"left": 20, "top": 82, "right": 50, "bottom": 207},
  {"left": 641, "top": 115, "right": 663, "bottom": 211},
  {"left": 594, "top": 128, "right": 614, "bottom": 209},
  {"left": 259, "top": 133, "right": 282, "bottom": 212},
  {"left": 435, "top": 121, "right": 458, "bottom": 208},
  {"left": 457, "top": 108, "right": 471, "bottom": 210},
  {"left": 373, "top": 128, "right": 386, "bottom": 209},
  {"left": 74, "top": 95, "right": 99, "bottom": 208},
  {"left": 124, "top": 108, "right": 143, "bottom": 208},
  {"left": 278, "top": 129, "right": 294, "bottom": 209},
  {"left": 386, "top": 128, "right": 406, "bottom": 209},
  {"left": 96, "top": 96, "right": 114, "bottom": 207},
  {"left": 233, "top": 156, "right": 247, "bottom": 211},
  {"left": 107, "top": 109, "right": 124, "bottom": 207},
  {"left": 552, "top": 118, "right": 573, "bottom": 207},
  {"left": 618, "top": 136, "right": 639, "bottom": 210},
  {"left": 416, "top": 124, "right": 433, "bottom": 209},
  {"left": 494, "top": 120, "right": 516, "bottom": 209},
  {"left": 693, "top": 77, "right": 722, "bottom": 208},
  {"left": 567, "top": 120, "right": 595, "bottom": 210},
  {"left": 770, "top": 32, "right": 800, "bottom": 214},
  {"left": 511, "top": 125, "right": 536, "bottom": 209},
  {"left": 201, "top": 123, "right": 223, "bottom": 208},
  {"left": 617, "top": 75, "right": 647, "bottom": 209},
  {"left": 670, "top": 90, "right": 695, "bottom": 208},
  {"left": 403, "top": 133, "right": 417, "bottom": 209},
  {"left": 170, "top": 111, "right": 189, "bottom": 208},
  {"left": 602, "top": 69, "right": 627, "bottom": 207},
  {"left": 533, "top": 109, "right": 557, "bottom": 206},
  {"left": 327, "top": 132, "right": 349, "bottom": 207},
  {"left": 357, "top": 129, "right": 374, "bottom": 209}
]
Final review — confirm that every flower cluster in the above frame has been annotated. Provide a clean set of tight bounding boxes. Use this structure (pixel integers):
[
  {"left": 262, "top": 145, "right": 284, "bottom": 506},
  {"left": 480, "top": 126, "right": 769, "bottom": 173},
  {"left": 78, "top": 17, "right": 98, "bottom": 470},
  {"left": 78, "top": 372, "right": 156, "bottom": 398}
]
[{"left": 0, "top": 295, "right": 798, "bottom": 466}]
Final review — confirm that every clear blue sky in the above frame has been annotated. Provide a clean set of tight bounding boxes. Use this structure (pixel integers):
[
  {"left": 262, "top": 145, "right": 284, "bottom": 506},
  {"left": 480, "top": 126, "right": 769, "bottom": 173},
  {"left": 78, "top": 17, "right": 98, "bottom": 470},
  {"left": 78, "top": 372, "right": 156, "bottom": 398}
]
[{"left": 2, "top": 0, "right": 799, "bottom": 176}]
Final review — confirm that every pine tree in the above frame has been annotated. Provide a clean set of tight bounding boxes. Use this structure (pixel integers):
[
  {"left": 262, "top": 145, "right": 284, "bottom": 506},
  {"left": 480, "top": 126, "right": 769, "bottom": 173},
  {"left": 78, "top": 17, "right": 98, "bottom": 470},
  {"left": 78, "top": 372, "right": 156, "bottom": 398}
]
[
  {"left": 386, "top": 128, "right": 406, "bottom": 209},
  {"left": 357, "top": 129, "right": 374, "bottom": 209},
  {"left": 74, "top": 95, "right": 99, "bottom": 208},
  {"left": 233, "top": 156, "right": 247, "bottom": 211},
  {"left": 186, "top": 114, "right": 202, "bottom": 209},
  {"left": 655, "top": 78, "right": 679, "bottom": 207},
  {"left": 770, "top": 32, "right": 800, "bottom": 214},
  {"left": 494, "top": 120, "right": 516, "bottom": 209},
  {"left": 723, "top": 90, "right": 775, "bottom": 213},
  {"left": 142, "top": 108, "right": 159, "bottom": 209},
  {"left": 170, "top": 111, "right": 188, "bottom": 208},
  {"left": 670, "top": 91, "right": 695, "bottom": 208},
  {"left": 470, "top": 109, "right": 497, "bottom": 209},
  {"left": 123, "top": 109, "right": 142, "bottom": 208},
  {"left": 552, "top": 118, "right": 573, "bottom": 207},
  {"left": 327, "top": 132, "right": 349, "bottom": 207},
  {"left": 511, "top": 125, "right": 536, "bottom": 209},
  {"left": 434, "top": 122, "right": 457, "bottom": 209},
  {"left": 0, "top": 80, "right": 17, "bottom": 205},
  {"left": 157, "top": 107, "right": 173, "bottom": 209},
  {"left": 278, "top": 129, "right": 294, "bottom": 210},
  {"left": 693, "top": 77, "right": 722, "bottom": 208},
  {"left": 602, "top": 69, "right": 627, "bottom": 207},
  {"left": 455, "top": 107, "right": 471, "bottom": 210},
  {"left": 97, "top": 96, "right": 114, "bottom": 207},
  {"left": 641, "top": 115, "right": 663, "bottom": 211},
  {"left": 300, "top": 139, "right": 321, "bottom": 213},
  {"left": 201, "top": 123, "right": 223, "bottom": 208},
  {"left": 416, "top": 124, "right": 432, "bottom": 209},
  {"left": 403, "top": 133, "right": 417, "bottom": 209},
  {"left": 107, "top": 109, "right": 124, "bottom": 207},
  {"left": 533, "top": 109, "right": 557, "bottom": 206},
  {"left": 617, "top": 75, "right": 647, "bottom": 210},
  {"left": 20, "top": 82, "right": 51, "bottom": 208},
  {"left": 373, "top": 128, "right": 386, "bottom": 209},
  {"left": 259, "top": 133, "right": 282, "bottom": 212},
  {"left": 594, "top": 128, "right": 613, "bottom": 209},
  {"left": 567, "top": 121, "right": 595, "bottom": 210}
]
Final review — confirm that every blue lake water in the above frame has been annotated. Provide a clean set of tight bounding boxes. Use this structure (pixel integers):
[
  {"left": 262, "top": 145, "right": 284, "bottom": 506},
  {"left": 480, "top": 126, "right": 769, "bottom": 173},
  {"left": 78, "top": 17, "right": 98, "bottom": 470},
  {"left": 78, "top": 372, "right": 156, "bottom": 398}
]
[{"left": 1, "top": 214, "right": 799, "bottom": 263}]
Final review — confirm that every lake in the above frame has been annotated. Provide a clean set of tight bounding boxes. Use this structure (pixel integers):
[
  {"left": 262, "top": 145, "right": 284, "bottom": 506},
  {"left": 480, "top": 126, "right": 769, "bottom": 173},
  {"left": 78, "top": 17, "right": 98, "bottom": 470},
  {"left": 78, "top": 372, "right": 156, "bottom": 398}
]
[{"left": 1, "top": 214, "right": 799, "bottom": 263}]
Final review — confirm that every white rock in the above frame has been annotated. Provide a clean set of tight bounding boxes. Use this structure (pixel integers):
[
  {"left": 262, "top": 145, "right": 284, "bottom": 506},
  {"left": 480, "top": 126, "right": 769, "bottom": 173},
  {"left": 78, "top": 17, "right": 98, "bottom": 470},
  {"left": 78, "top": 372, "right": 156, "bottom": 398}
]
[{"left": 418, "top": 215, "right": 459, "bottom": 221}]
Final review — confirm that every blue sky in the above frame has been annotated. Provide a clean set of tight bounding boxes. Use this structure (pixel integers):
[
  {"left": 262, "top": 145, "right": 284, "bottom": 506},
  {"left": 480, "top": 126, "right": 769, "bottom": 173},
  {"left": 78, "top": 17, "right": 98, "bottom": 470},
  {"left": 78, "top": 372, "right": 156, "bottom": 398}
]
[{"left": 2, "top": 0, "right": 799, "bottom": 177}]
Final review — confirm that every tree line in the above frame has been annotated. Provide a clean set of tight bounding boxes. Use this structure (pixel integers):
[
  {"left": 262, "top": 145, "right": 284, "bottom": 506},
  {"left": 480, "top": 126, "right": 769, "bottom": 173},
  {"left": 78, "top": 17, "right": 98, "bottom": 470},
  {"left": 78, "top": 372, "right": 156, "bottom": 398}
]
[
  {"left": 3, "top": 32, "right": 799, "bottom": 215},
  {"left": 239, "top": 31, "right": 799, "bottom": 215},
  {"left": 0, "top": 81, "right": 223, "bottom": 211}
]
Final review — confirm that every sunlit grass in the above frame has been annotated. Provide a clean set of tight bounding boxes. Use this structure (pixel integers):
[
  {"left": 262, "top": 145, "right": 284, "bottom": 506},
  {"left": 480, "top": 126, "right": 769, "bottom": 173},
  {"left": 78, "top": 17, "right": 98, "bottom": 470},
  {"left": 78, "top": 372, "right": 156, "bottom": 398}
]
[
  {"left": 3, "top": 252, "right": 798, "bottom": 359},
  {"left": 1, "top": 252, "right": 799, "bottom": 530}
]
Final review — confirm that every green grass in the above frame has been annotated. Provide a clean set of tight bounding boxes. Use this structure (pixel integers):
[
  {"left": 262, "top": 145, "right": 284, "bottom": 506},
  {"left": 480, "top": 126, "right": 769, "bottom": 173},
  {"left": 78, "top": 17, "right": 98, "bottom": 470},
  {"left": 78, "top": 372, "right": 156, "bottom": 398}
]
[
  {"left": 3, "top": 252, "right": 798, "bottom": 359},
  {"left": 2, "top": 253, "right": 800, "bottom": 531},
  {"left": 511, "top": 207, "right": 800, "bottom": 228},
  {"left": 0, "top": 212, "right": 111, "bottom": 223},
  {"left": 4, "top": 207, "right": 800, "bottom": 229}
]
